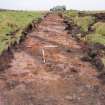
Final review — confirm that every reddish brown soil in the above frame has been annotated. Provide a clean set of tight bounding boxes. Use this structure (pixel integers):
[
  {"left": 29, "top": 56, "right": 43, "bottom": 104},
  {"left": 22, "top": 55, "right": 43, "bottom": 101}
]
[{"left": 0, "top": 13, "right": 105, "bottom": 105}]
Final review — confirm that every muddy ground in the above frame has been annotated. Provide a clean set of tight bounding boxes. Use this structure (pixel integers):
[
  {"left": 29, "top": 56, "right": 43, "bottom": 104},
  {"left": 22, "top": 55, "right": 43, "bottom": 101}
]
[{"left": 0, "top": 13, "right": 105, "bottom": 105}]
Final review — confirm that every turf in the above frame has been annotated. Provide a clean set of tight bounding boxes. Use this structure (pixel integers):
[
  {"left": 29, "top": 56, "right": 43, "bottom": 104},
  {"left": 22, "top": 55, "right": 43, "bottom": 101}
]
[
  {"left": 92, "top": 22, "right": 105, "bottom": 36},
  {"left": 0, "top": 11, "right": 42, "bottom": 54},
  {"left": 73, "top": 16, "right": 95, "bottom": 32},
  {"left": 65, "top": 10, "right": 105, "bottom": 45},
  {"left": 86, "top": 33, "right": 105, "bottom": 44}
]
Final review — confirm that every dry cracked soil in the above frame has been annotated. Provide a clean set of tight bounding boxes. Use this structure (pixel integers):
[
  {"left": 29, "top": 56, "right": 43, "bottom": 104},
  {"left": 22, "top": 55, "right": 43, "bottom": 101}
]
[{"left": 0, "top": 13, "right": 105, "bottom": 105}]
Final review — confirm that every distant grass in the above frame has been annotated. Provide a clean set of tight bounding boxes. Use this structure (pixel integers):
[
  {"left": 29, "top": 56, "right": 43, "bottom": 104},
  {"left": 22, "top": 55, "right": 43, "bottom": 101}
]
[
  {"left": 0, "top": 11, "right": 43, "bottom": 54},
  {"left": 65, "top": 10, "right": 78, "bottom": 18}
]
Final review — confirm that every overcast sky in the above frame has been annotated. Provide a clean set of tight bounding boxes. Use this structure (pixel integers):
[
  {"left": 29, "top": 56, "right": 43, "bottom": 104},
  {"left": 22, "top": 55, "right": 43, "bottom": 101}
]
[{"left": 0, "top": 0, "right": 105, "bottom": 10}]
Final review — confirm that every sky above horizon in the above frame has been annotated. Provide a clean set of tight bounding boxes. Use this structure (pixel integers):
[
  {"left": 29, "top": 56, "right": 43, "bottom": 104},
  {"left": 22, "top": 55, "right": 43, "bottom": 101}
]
[{"left": 0, "top": 0, "right": 105, "bottom": 11}]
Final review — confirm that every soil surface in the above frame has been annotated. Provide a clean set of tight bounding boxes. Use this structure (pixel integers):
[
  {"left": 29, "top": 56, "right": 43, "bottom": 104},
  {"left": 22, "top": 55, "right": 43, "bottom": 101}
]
[{"left": 0, "top": 13, "right": 105, "bottom": 105}]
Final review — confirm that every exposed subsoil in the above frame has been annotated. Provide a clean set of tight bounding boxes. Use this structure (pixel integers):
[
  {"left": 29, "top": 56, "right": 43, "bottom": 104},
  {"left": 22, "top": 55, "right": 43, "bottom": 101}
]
[{"left": 0, "top": 13, "right": 105, "bottom": 105}]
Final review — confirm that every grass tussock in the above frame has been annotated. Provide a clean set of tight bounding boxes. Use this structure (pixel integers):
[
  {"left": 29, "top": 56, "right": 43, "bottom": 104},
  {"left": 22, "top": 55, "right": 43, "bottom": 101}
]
[
  {"left": 92, "top": 22, "right": 105, "bottom": 36},
  {"left": 73, "top": 16, "right": 95, "bottom": 32},
  {"left": 86, "top": 34, "right": 105, "bottom": 44},
  {"left": 86, "top": 22, "right": 105, "bottom": 44}
]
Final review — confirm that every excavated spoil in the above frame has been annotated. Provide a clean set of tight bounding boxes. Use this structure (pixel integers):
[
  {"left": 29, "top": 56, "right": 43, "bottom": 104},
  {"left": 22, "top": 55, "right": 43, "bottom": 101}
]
[
  {"left": 79, "top": 12, "right": 105, "bottom": 22},
  {"left": 0, "top": 13, "right": 105, "bottom": 105},
  {"left": 0, "top": 49, "right": 14, "bottom": 71},
  {"left": 94, "top": 13, "right": 105, "bottom": 22},
  {"left": 64, "top": 15, "right": 105, "bottom": 75}
]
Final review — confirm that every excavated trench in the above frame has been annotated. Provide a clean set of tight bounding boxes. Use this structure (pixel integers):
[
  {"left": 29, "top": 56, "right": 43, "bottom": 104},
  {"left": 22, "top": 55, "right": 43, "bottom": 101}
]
[{"left": 0, "top": 13, "right": 105, "bottom": 105}]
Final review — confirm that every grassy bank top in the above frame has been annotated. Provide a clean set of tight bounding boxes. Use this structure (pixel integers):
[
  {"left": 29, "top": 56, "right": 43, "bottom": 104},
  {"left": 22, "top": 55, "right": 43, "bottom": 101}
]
[
  {"left": 0, "top": 11, "right": 43, "bottom": 54},
  {"left": 0, "top": 11, "right": 42, "bottom": 35}
]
